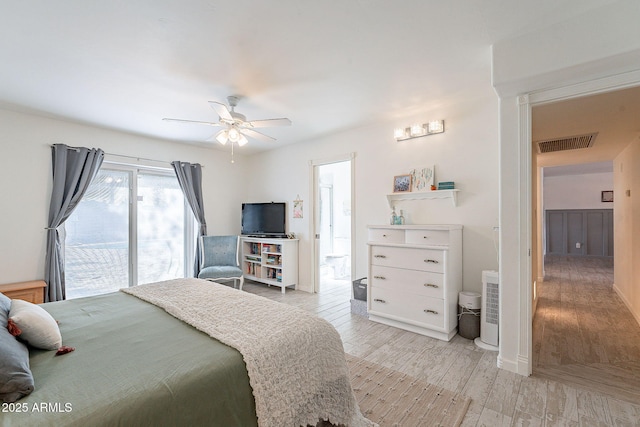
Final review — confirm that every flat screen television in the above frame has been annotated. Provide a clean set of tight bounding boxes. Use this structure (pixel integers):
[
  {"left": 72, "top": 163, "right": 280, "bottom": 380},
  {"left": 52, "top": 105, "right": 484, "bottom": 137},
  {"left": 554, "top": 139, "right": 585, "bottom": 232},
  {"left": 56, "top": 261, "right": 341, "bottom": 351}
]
[{"left": 241, "top": 202, "right": 286, "bottom": 237}]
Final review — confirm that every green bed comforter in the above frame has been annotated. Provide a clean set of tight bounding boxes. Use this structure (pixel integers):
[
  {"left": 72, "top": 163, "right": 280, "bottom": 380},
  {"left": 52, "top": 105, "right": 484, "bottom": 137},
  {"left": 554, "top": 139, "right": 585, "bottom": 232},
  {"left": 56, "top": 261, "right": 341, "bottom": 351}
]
[{"left": 1, "top": 292, "right": 257, "bottom": 427}]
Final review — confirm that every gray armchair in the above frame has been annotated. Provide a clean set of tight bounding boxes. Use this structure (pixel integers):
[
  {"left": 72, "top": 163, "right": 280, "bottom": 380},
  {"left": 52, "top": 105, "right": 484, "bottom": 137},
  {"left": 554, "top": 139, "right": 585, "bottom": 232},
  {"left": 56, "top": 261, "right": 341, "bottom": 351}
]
[{"left": 197, "top": 235, "right": 244, "bottom": 290}]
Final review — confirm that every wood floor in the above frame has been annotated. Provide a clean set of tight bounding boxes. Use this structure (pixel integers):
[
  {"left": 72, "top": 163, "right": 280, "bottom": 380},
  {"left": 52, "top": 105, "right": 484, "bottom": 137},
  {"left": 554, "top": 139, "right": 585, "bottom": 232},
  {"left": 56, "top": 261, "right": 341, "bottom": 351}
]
[
  {"left": 242, "top": 260, "right": 640, "bottom": 426},
  {"left": 534, "top": 255, "right": 640, "bottom": 408}
]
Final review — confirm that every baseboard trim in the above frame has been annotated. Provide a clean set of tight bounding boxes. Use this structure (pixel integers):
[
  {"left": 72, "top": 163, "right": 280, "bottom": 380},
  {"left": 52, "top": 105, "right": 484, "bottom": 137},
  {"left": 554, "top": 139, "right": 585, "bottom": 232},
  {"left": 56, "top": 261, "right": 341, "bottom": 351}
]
[{"left": 613, "top": 283, "right": 640, "bottom": 328}]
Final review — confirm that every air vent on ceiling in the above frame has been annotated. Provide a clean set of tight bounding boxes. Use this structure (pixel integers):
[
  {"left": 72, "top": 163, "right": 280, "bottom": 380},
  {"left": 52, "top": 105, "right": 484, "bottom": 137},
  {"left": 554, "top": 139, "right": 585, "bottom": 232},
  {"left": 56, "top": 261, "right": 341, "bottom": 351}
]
[{"left": 536, "top": 132, "right": 598, "bottom": 154}]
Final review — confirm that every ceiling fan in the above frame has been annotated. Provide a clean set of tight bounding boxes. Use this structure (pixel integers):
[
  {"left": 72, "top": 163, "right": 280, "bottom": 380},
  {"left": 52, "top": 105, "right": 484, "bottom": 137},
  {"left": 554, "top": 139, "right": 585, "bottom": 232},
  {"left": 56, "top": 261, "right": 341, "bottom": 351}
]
[{"left": 163, "top": 95, "right": 292, "bottom": 147}]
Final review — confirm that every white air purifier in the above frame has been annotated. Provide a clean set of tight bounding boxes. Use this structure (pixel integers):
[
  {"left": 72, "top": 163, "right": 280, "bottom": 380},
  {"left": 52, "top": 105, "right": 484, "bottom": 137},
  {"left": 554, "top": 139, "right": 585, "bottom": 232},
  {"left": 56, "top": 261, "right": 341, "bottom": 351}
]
[{"left": 475, "top": 270, "right": 499, "bottom": 351}]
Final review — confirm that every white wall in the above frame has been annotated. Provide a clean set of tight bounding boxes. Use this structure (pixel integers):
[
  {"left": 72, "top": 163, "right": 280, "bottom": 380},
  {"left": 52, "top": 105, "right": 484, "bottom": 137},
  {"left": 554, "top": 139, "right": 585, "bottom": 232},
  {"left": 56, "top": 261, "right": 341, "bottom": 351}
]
[
  {"left": 245, "top": 88, "right": 500, "bottom": 294},
  {"left": 543, "top": 172, "right": 614, "bottom": 210},
  {"left": 0, "top": 108, "right": 248, "bottom": 284},
  {"left": 613, "top": 138, "right": 640, "bottom": 325}
]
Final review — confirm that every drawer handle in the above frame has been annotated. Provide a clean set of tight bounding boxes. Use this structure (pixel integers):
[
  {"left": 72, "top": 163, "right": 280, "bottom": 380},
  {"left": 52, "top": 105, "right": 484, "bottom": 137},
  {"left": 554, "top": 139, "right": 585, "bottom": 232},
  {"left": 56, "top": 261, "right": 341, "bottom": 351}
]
[
  {"left": 424, "top": 259, "right": 439, "bottom": 264},
  {"left": 374, "top": 275, "right": 386, "bottom": 280},
  {"left": 374, "top": 255, "right": 387, "bottom": 258},
  {"left": 423, "top": 309, "right": 438, "bottom": 315},
  {"left": 424, "top": 283, "right": 439, "bottom": 288},
  {"left": 423, "top": 236, "right": 428, "bottom": 239},
  {"left": 374, "top": 298, "right": 386, "bottom": 303},
  {"left": 382, "top": 234, "right": 387, "bottom": 237}
]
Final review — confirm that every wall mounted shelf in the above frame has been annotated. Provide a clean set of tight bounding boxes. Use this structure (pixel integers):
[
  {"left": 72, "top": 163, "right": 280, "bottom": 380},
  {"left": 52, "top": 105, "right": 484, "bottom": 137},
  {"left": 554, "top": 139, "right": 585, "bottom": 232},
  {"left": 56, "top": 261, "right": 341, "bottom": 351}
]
[{"left": 386, "top": 189, "right": 460, "bottom": 207}]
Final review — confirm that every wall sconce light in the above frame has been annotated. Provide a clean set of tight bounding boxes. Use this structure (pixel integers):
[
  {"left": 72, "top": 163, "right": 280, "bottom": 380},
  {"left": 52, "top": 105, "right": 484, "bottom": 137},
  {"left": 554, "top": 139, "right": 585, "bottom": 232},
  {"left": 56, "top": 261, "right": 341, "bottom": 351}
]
[{"left": 394, "top": 120, "right": 445, "bottom": 141}]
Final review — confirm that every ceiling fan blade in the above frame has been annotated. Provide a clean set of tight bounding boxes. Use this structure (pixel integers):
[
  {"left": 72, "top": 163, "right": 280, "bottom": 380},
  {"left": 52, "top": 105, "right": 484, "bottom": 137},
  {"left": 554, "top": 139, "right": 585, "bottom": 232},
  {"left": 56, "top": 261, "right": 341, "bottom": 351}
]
[
  {"left": 241, "top": 128, "right": 276, "bottom": 142},
  {"left": 208, "top": 101, "right": 233, "bottom": 121},
  {"left": 163, "top": 118, "right": 222, "bottom": 127},
  {"left": 246, "top": 118, "right": 292, "bottom": 128}
]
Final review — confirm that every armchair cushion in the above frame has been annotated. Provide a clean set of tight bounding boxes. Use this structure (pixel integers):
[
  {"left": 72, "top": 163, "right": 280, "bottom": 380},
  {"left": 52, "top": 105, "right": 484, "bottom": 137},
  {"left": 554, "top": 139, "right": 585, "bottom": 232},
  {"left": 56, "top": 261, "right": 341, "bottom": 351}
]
[{"left": 198, "top": 266, "right": 244, "bottom": 281}]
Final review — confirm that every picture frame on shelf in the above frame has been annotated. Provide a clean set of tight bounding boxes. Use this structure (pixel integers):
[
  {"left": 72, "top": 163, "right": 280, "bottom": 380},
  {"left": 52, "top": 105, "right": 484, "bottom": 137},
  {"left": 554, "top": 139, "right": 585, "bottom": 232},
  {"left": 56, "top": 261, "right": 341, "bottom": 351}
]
[
  {"left": 410, "top": 166, "right": 434, "bottom": 192},
  {"left": 601, "top": 190, "right": 613, "bottom": 202},
  {"left": 393, "top": 174, "right": 412, "bottom": 193}
]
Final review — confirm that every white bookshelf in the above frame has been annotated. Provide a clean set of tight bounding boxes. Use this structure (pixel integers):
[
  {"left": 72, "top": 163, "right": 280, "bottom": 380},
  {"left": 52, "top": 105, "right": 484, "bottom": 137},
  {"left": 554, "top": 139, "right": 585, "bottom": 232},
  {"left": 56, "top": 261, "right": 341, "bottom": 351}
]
[{"left": 241, "top": 237, "right": 299, "bottom": 293}]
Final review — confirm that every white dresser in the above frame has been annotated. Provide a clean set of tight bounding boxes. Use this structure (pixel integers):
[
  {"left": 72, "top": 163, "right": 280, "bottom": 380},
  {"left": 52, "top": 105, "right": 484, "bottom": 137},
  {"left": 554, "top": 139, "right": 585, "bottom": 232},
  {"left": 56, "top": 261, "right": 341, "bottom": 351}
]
[{"left": 367, "top": 224, "right": 463, "bottom": 341}]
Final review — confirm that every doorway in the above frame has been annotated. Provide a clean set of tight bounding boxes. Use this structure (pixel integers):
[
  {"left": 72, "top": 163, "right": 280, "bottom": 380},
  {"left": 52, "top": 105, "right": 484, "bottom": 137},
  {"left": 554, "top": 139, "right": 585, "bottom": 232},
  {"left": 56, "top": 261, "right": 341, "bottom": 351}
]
[
  {"left": 313, "top": 157, "right": 353, "bottom": 294},
  {"left": 531, "top": 86, "right": 640, "bottom": 392}
]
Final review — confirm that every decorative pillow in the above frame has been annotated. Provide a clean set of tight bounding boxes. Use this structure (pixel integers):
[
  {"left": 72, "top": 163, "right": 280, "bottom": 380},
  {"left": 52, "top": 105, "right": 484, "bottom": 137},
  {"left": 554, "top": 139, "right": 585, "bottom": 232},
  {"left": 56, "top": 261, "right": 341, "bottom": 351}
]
[
  {"left": 0, "top": 292, "right": 10, "bottom": 314},
  {"left": 9, "top": 299, "right": 62, "bottom": 350},
  {"left": 0, "top": 295, "right": 35, "bottom": 403}
]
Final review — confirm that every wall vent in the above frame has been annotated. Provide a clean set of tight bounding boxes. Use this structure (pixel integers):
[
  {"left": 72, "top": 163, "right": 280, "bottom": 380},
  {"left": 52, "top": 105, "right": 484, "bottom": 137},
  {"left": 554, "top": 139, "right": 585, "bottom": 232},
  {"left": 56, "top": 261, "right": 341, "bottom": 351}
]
[{"left": 536, "top": 132, "right": 598, "bottom": 154}]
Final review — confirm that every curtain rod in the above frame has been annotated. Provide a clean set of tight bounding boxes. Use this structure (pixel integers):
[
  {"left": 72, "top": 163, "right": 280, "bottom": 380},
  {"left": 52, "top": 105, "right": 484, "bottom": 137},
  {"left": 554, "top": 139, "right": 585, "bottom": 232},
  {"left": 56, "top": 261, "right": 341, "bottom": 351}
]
[
  {"left": 105, "top": 153, "right": 204, "bottom": 168},
  {"left": 104, "top": 152, "right": 171, "bottom": 165},
  {"left": 49, "top": 144, "right": 203, "bottom": 167}
]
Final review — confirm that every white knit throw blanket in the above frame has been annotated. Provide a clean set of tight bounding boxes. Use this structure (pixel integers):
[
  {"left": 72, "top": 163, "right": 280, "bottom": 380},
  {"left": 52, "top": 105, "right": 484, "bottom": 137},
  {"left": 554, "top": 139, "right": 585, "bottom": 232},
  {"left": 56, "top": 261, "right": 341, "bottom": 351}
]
[{"left": 122, "top": 278, "right": 376, "bottom": 427}]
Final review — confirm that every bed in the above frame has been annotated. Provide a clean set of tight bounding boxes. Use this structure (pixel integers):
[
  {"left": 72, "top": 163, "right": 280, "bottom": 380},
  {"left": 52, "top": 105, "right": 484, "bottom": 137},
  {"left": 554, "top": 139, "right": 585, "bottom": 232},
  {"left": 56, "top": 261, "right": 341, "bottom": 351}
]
[{"left": 1, "top": 278, "right": 375, "bottom": 427}]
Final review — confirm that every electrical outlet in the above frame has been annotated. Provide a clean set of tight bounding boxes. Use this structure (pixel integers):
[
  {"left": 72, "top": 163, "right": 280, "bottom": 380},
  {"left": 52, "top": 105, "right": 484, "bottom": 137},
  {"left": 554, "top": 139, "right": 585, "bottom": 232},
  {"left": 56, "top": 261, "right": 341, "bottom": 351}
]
[{"left": 576, "top": 242, "right": 581, "bottom": 249}]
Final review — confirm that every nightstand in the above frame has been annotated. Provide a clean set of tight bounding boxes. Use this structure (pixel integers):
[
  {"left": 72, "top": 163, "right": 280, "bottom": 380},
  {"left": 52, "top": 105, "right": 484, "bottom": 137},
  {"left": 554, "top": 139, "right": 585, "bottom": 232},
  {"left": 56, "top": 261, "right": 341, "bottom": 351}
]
[{"left": 0, "top": 280, "right": 47, "bottom": 304}]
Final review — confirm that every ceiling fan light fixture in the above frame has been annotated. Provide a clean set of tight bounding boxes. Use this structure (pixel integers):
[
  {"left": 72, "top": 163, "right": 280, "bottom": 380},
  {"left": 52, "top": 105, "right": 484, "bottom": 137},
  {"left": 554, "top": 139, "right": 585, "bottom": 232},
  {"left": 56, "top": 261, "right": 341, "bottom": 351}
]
[
  {"left": 228, "top": 127, "right": 241, "bottom": 143},
  {"left": 215, "top": 130, "right": 228, "bottom": 145},
  {"left": 164, "top": 96, "right": 291, "bottom": 154}
]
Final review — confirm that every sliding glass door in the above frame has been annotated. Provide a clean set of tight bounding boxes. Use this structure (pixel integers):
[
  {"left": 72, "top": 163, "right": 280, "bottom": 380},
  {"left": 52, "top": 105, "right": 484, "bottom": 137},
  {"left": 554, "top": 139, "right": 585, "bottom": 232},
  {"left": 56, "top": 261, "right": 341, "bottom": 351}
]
[
  {"left": 136, "top": 172, "right": 186, "bottom": 285},
  {"left": 65, "top": 169, "right": 130, "bottom": 297},
  {"left": 65, "top": 165, "right": 192, "bottom": 299}
]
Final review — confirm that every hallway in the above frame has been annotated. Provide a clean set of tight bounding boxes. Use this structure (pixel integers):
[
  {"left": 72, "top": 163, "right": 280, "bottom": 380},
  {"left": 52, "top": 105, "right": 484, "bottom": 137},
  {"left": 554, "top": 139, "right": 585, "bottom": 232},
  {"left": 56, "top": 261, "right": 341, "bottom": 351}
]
[{"left": 533, "top": 255, "right": 640, "bottom": 404}]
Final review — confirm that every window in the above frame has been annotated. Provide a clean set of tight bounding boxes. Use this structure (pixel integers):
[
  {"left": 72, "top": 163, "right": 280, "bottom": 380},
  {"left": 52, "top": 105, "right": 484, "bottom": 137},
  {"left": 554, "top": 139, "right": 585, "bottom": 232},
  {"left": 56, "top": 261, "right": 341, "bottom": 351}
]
[{"left": 65, "top": 164, "right": 194, "bottom": 299}]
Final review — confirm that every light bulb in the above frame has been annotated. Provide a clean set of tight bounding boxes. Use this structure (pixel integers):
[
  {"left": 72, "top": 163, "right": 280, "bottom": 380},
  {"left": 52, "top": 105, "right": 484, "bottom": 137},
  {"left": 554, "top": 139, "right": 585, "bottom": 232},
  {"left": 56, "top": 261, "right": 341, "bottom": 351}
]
[
  {"left": 394, "top": 128, "right": 407, "bottom": 140},
  {"left": 228, "top": 128, "right": 240, "bottom": 142},
  {"left": 427, "top": 120, "right": 444, "bottom": 133},
  {"left": 410, "top": 124, "right": 425, "bottom": 137}
]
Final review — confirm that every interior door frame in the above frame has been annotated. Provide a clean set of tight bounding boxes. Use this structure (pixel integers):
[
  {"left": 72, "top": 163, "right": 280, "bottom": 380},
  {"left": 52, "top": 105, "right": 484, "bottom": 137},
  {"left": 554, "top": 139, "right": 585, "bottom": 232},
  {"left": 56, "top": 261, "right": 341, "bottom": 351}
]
[
  {"left": 522, "top": 70, "right": 640, "bottom": 376},
  {"left": 309, "top": 152, "right": 356, "bottom": 293}
]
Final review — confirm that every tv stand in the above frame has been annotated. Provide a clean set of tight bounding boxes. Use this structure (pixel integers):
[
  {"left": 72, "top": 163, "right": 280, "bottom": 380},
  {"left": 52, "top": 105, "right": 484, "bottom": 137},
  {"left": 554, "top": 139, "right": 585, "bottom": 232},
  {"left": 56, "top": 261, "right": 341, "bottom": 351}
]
[{"left": 241, "top": 236, "right": 299, "bottom": 293}]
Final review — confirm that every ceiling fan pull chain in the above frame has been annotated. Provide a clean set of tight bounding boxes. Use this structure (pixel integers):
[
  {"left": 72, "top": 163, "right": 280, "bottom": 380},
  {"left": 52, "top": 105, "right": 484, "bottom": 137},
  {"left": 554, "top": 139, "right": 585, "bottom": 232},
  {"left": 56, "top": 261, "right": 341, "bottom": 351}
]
[{"left": 231, "top": 141, "right": 235, "bottom": 163}]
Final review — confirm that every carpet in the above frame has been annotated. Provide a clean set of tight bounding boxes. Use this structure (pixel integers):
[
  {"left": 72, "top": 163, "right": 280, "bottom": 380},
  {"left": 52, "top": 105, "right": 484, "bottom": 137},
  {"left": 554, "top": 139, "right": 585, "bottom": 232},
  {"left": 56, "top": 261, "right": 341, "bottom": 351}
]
[{"left": 345, "top": 354, "right": 472, "bottom": 427}]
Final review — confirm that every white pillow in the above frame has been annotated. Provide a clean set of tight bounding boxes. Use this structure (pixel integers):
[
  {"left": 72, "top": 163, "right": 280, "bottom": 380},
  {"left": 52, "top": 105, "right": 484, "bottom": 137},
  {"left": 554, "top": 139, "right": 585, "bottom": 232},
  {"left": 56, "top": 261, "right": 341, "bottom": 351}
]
[{"left": 9, "top": 300, "right": 62, "bottom": 350}]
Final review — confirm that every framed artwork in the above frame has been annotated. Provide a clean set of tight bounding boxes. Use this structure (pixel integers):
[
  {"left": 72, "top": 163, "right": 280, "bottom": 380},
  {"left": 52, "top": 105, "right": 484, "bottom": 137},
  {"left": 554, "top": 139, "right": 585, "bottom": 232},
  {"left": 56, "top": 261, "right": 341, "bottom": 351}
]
[
  {"left": 293, "top": 196, "right": 303, "bottom": 218},
  {"left": 410, "top": 166, "right": 434, "bottom": 192},
  {"left": 393, "top": 174, "right": 412, "bottom": 193},
  {"left": 601, "top": 190, "right": 613, "bottom": 202}
]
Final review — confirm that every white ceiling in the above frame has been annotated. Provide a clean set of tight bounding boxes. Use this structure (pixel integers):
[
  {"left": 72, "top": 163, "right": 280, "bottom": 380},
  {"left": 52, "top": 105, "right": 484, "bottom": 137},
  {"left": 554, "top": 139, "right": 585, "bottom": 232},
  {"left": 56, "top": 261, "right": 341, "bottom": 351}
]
[
  {"left": 533, "top": 85, "right": 640, "bottom": 172},
  {"left": 0, "top": 1, "right": 623, "bottom": 155}
]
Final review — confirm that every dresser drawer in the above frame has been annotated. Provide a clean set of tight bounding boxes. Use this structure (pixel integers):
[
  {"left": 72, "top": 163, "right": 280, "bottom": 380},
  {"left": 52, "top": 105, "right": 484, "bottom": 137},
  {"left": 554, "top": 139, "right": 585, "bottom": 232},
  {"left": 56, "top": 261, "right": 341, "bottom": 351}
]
[
  {"left": 370, "top": 287, "right": 445, "bottom": 329},
  {"left": 370, "top": 245, "right": 444, "bottom": 273},
  {"left": 368, "top": 228, "right": 404, "bottom": 244},
  {"left": 405, "top": 229, "right": 449, "bottom": 246},
  {"left": 370, "top": 265, "right": 444, "bottom": 299}
]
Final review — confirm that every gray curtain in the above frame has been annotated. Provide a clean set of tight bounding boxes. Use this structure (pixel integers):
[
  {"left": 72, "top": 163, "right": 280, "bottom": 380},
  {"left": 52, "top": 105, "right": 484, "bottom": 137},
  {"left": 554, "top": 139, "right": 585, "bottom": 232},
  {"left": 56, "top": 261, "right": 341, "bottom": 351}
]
[
  {"left": 171, "top": 161, "right": 207, "bottom": 277},
  {"left": 45, "top": 144, "right": 104, "bottom": 302}
]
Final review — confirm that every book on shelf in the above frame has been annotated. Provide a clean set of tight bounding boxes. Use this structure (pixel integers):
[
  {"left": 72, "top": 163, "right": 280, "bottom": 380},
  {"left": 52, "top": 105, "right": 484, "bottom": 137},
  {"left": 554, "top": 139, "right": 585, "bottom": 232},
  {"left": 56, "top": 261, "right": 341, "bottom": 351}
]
[
  {"left": 437, "top": 181, "right": 455, "bottom": 190},
  {"left": 262, "top": 244, "right": 282, "bottom": 253}
]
